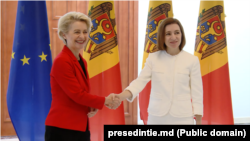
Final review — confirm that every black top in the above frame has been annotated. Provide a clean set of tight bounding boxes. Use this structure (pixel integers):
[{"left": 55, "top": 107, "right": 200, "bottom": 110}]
[{"left": 78, "top": 57, "right": 87, "bottom": 78}]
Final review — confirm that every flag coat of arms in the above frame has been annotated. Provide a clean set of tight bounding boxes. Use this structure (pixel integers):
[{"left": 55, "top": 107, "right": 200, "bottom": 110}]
[
  {"left": 194, "top": 0, "right": 234, "bottom": 124},
  {"left": 6, "top": 1, "right": 52, "bottom": 141},
  {"left": 139, "top": 0, "right": 173, "bottom": 125},
  {"left": 83, "top": 1, "right": 125, "bottom": 141}
]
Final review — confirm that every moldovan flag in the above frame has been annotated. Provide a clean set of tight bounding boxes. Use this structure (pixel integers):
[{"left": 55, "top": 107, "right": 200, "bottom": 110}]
[
  {"left": 83, "top": 1, "right": 125, "bottom": 141},
  {"left": 139, "top": 1, "right": 173, "bottom": 125},
  {"left": 6, "top": 1, "right": 52, "bottom": 141},
  {"left": 194, "top": 0, "right": 234, "bottom": 124}
]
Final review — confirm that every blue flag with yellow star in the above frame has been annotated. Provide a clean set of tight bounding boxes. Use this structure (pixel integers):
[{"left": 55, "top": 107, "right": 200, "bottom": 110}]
[{"left": 6, "top": 1, "right": 52, "bottom": 141}]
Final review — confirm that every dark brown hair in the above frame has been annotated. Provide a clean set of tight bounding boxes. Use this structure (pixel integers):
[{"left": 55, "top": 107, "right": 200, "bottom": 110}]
[{"left": 156, "top": 17, "right": 186, "bottom": 51}]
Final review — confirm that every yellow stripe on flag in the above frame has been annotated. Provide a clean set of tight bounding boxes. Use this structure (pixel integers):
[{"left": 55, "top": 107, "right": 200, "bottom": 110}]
[
  {"left": 194, "top": 0, "right": 233, "bottom": 124},
  {"left": 194, "top": 1, "right": 228, "bottom": 76},
  {"left": 142, "top": 1, "right": 173, "bottom": 68},
  {"left": 139, "top": 0, "right": 173, "bottom": 124},
  {"left": 83, "top": 1, "right": 119, "bottom": 78},
  {"left": 82, "top": 1, "right": 125, "bottom": 140}
]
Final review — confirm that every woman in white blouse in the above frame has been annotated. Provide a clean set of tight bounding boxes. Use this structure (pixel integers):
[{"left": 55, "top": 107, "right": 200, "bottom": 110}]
[{"left": 114, "top": 18, "right": 203, "bottom": 124}]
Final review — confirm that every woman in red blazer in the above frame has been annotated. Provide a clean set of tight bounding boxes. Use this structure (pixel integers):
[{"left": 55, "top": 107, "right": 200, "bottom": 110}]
[{"left": 45, "top": 12, "right": 120, "bottom": 141}]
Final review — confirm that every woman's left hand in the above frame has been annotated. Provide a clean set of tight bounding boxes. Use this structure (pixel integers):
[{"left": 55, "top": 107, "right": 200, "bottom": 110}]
[
  {"left": 87, "top": 107, "right": 98, "bottom": 118},
  {"left": 195, "top": 115, "right": 202, "bottom": 125}
]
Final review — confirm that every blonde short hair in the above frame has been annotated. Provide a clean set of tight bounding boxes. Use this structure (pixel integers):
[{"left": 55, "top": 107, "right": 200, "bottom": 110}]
[{"left": 58, "top": 12, "right": 92, "bottom": 45}]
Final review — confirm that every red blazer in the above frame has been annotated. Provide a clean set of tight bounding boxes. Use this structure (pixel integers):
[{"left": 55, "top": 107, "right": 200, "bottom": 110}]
[{"left": 45, "top": 45, "right": 105, "bottom": 132}]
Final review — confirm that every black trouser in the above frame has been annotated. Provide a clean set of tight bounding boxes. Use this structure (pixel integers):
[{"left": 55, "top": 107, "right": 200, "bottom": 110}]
[{"left": 45, "top": 122, "right": 90, "bottom": 141}]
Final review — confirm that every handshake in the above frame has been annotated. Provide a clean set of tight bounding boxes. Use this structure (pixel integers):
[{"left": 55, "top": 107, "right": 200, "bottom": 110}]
[
  {"left": 104, "top": 90, "right": 132, "bottom": 109},
  {"left": 88, "top": 91, "right": 132, "bottom": 118},
  {"left": 88, "top": 93, "right": 123, "bottom": 118},
  {"left": 104, "top": 93, "right": 122, "bottom": 109}
]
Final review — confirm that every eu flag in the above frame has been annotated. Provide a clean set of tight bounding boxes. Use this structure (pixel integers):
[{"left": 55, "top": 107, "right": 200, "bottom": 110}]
[{"left": 6, "top": 1, "right": 52, "bottom": 141}]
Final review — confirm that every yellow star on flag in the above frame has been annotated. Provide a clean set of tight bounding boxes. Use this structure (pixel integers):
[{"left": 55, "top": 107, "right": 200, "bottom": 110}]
[
  {"left": 39, "top": 52, "right": 47, "bottom": 62},
  {"left": 12, "top": 51, "right": 15, "bottom": 59},
  {"left": 20, "top": 55, "right": 30, "bottom": 65},
  {"left": 49, "top": 44, "right": 51, "bottom": 50}
]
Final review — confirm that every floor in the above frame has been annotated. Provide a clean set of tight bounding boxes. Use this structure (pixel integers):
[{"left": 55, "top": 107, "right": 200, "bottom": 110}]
[{"left": 1, "top": 122, "right": 249, "bottom": 140}]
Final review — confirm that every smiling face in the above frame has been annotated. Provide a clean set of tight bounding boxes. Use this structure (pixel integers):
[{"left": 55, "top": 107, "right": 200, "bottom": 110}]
[
  {"left": 164, "top": 23, "right": 182, "bottom": 51},
  {"left": 62, "top": 21, "right": 89, "bottom": 51}
]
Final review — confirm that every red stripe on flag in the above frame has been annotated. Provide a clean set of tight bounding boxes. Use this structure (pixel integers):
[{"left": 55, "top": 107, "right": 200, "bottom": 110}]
[
  {"left": 139, "top": 81, "right": 151, "bottom": 125},
  {"left": 202, "top": 62, "right": 234, "bottom": 124},
  {"left": 88, "top": 63, "right": 125, "bottom": 141}
]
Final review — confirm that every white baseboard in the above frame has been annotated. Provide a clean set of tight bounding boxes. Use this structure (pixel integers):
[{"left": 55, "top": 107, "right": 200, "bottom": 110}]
[
  {"left": 137, "top": 120, "right": 144, "bottom": 125},
  {"left": 137, "top": 119, "right": 197, "bottom": 125},
  {"left": 234, "top": 117, "right": 250, "bottom": 124},
  {"left": 137, "top": 117, "right": 250, "bottom": 124}
]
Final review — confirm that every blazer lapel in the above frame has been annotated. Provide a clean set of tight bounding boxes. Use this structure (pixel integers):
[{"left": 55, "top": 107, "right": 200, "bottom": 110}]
[{"left": 62, "top": 46, "right": 89, "bottom": 90}]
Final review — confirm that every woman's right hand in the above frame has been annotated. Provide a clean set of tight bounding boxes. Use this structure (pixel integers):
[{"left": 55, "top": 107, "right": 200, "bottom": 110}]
[{"left": 105, "top": 94, "right": 121, "bottom": 109}]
